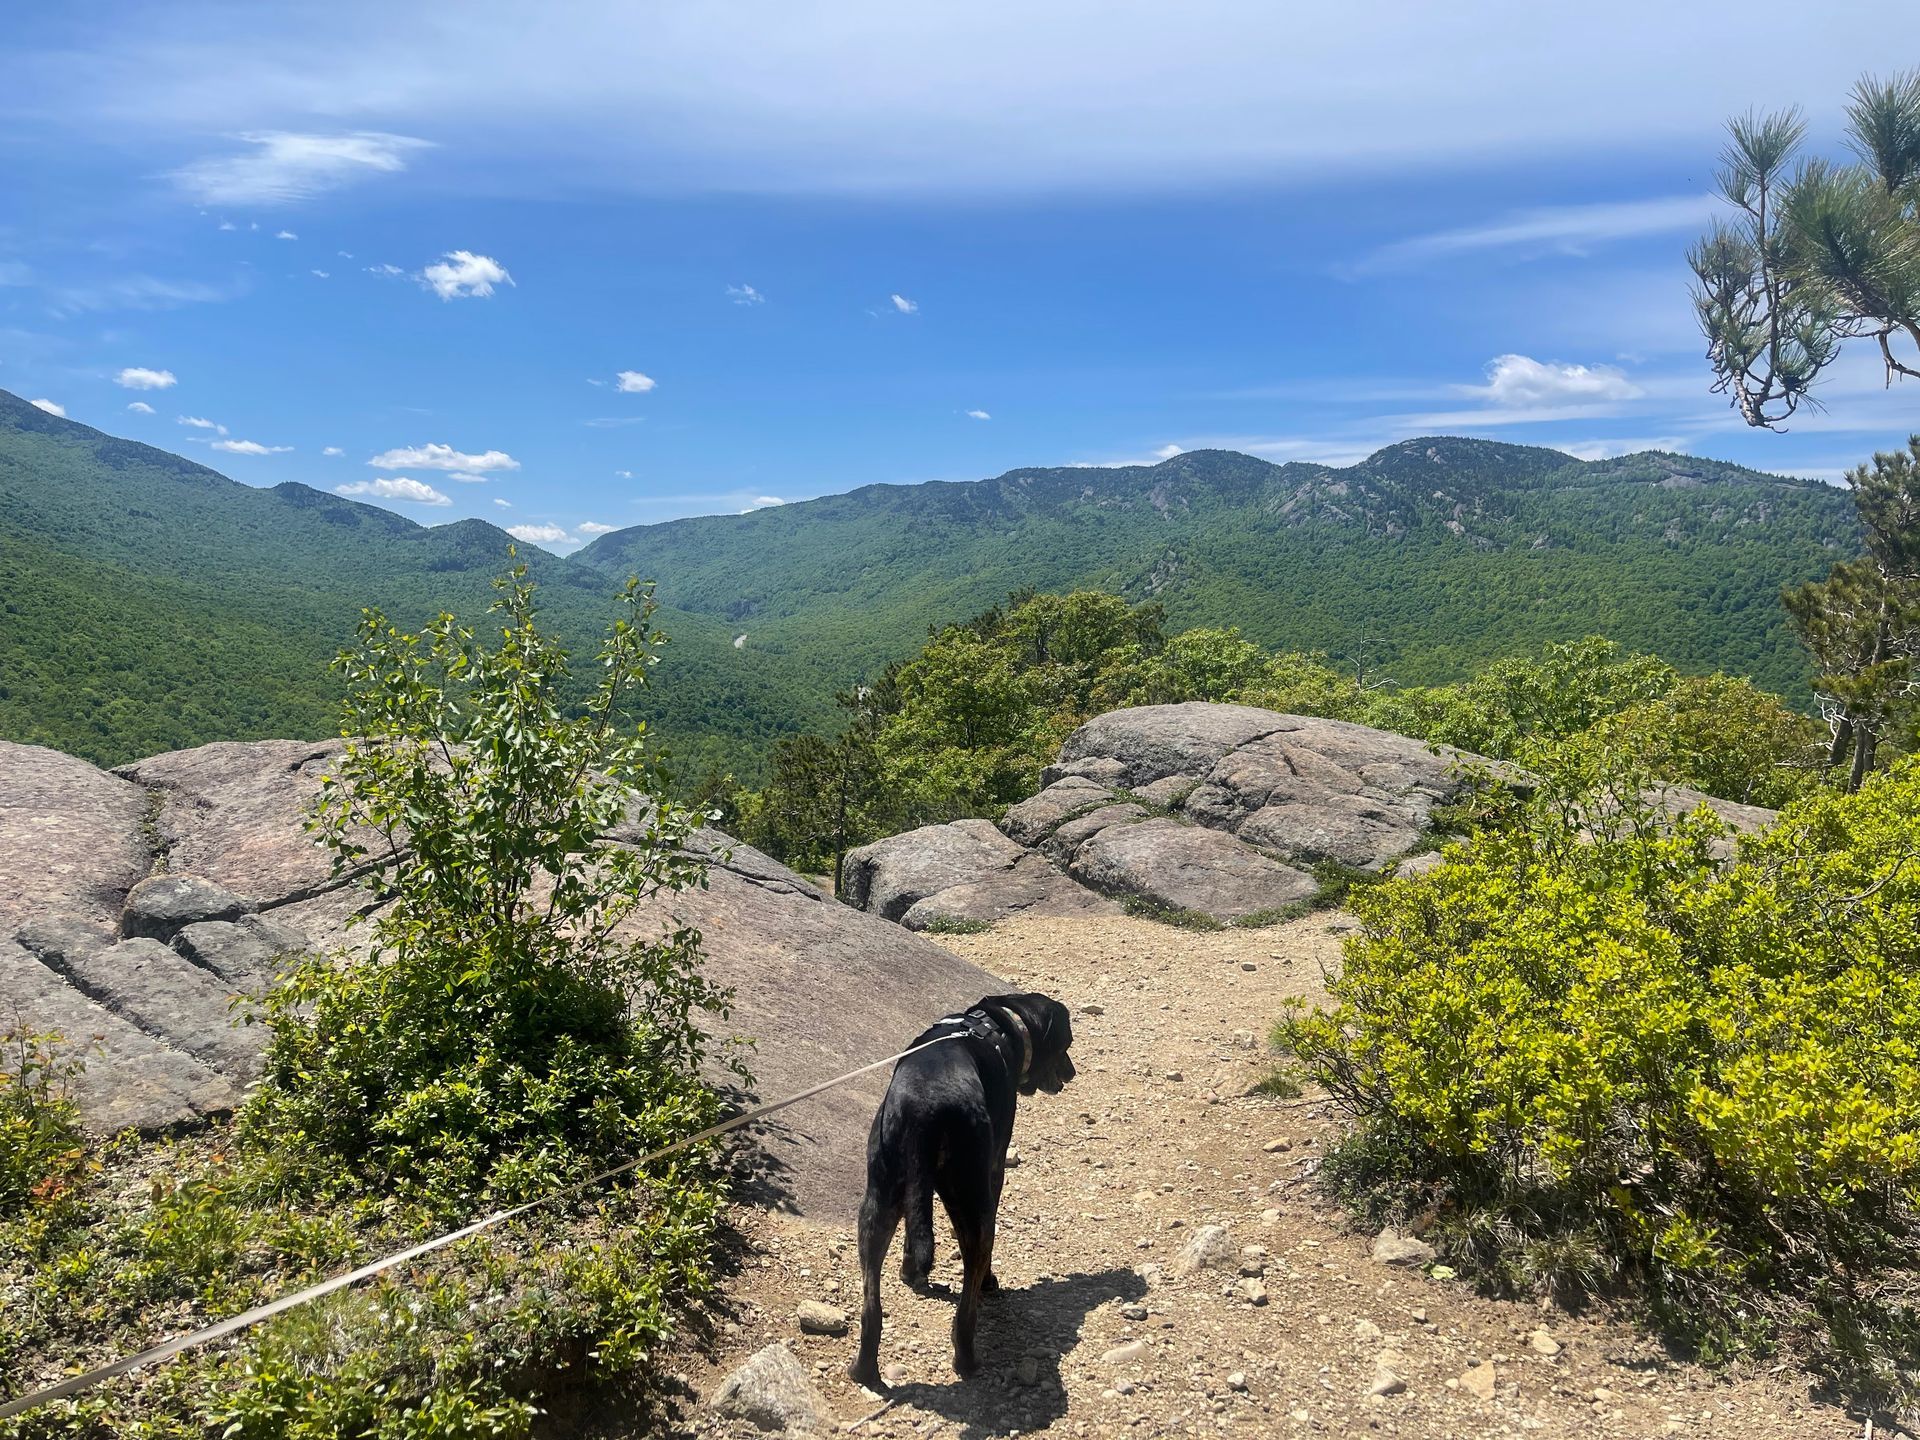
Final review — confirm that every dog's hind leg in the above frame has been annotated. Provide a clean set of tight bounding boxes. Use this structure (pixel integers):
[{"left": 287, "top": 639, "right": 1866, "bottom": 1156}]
[{"left": 848, "top": 1188, "right": 900, "bottom": 1391}]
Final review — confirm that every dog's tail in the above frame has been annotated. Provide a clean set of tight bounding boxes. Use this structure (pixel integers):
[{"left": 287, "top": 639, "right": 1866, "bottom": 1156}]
[{"left": 898, "top": 1125, "right": 939, "bottom": 1285}]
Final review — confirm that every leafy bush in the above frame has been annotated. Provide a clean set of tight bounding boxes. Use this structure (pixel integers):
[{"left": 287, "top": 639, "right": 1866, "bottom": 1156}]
[
  {"left": 0, "top": 1023, "right": 87, "bottom": 1215},
  {"left": 1281, "top": 761, "right": 1920, "bottom": 1402},
  {"left": 239, "top": 562, "right": 734, "bottom": 1216}
]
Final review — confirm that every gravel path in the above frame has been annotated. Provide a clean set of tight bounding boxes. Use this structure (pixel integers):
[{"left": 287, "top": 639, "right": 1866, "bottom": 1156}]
[{"left": 676, "top": 913, "right": 1879, "bottom": 1439}]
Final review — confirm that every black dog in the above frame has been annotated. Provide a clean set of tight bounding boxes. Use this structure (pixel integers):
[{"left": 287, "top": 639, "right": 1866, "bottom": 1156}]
[{"left": 848, "top": 992, "right": 1076, "bottom": 1389}]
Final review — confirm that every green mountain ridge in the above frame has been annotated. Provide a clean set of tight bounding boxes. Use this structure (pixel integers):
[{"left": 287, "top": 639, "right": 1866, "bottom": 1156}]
[
  {"left": 0, "top": 388, "right": 1859, "bottom": 775},
  {"left": 575, "top": 435, "right": 1858, "bottom": 700}
]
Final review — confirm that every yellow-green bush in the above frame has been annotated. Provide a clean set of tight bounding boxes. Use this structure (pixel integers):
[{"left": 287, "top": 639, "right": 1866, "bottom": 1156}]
[{"left": 1281, "top": 761, "right": 1920, "bottom": 1401}]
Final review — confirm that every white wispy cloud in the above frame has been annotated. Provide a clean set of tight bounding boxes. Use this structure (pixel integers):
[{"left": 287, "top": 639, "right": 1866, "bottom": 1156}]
[
  {"left": 311, "top": 268, "right": 330, "bottom": 278},
  {"left": 890, "top": 293, "right": 918, "bottom": 314},
  {"left": 1360, "top": 195, "right": 1715, "bottom": 271},
  {"left": 126, "top": 401, "right": 155, "bottom": 414},
  {"left": 576, "top": 521, "right": 618, "bottom": 535},
  {"left": 420, "top": 250, "right": 512, "bottom": 300},
  {"left": 1468, "top": 354, "right": 1642, "bottom": 408},
  {"left": 367, "top": 443, "right": 519, "bottom": 473},
  {"left": 365, "top": 263, "right": 405, "bottom": 277},
  {"left": 615, "top": 370, "right": 656, "bottom": 393},
  {"left": 741, "top": 495, "right": 785, "bottom": 512},
  {"left": 173, "top": 131, "right": 431, "bottom": 205},
  {"left": 506, "top": 523, "right": 570, "bottom": 545},
  {"left": 727, "top": 283, "right": 765, "bottom": 305},
  {"left": 213, "top": 438, "right": 292, "bottom": 455},
  {"left": 613, "top": 468, "right": 633, "bottom": 479},
  {"left": 275, "top": 229, "right": 298, "bottom": 240},
  {"left": 48, "top": 274, "right": 239, "bottom": 315},
  {"left": 337, "top": 476, "right": 450, "bottom": 505},
  {"left": 29, "top": 398, "right": 65, "bottom": 417},
  {"left": 493, "top": 497, "right": 511, "bottom": 507},
  {"left": 322, "top": 445, "right": 343, "bottom": 456},
  {"left": 114, "top": 366, "right": 177, "bottom": 390},
  {"left": 178, "top": 415, "right": 228, "bottom": 435}
]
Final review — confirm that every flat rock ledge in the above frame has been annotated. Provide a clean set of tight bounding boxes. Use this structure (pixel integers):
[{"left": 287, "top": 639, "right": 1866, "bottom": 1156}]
[
  {"left": 844, "top": 703, "right": 1782, "bottom": 931},
  {"left": 1, "top": 737, "right": 997, "bottom": 1216}
]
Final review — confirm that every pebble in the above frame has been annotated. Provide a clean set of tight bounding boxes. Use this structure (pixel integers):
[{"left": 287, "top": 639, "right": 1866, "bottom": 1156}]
[
  {"left": 1103, "top": 1340, "right": 1149, "bottom": 1366},
  {"left": 1261, "top": 1137, "right": 1292, "bottom": 1153},
  {"left": 1461, "top": 1361, "right": 1497, "bottom": 1401},
  {"left": 1006, "top": 1147, "right": 1022, "bottom": 1167},
  {"left": 793, "top": 1300, "right": 848, "bottom": 1336},
  {"left": 1165, "top": 1070, "right": 1184, "bottom": 1082},
  {"left": 1227, "top": 1372, "right": 1247, "bottom": 1391},
  {"left": 1122, "top": 1304, "right": 1149, "bottom": 1321},
  {"left": 1082, "top": 1003, "right": 1105, "bottom": 1016},
  {"left": 1366, "top": 1366, "right": 1407, "bottom": 1397},
  {"left": 1238, "top": 1278, "right": 1268, "bottom": 1306},
  {"left": 1012, "top": 1355, "right": 1041, "bottom": 1386},
  {"left": 1354, "top": 1319, "right": 1382, "bottom": 1341},
  {"left": 1174, "top": 1224, "right": 1234, "bottom": 1276},
  {"left": 1369, "top": 1229, "right": 1435, "bottom": 1267},
  {"left": 1528, "top": 1327, "right": 1562, "bottom": 1357}
]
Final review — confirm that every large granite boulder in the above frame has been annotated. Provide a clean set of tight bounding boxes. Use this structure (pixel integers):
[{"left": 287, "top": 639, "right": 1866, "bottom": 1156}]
[
  {"left": 842, "top": 703, "right": 1786, "bottom": 931},
  {"left": 5, "top": 738, "right": 997, "bottom": 1217},
  {"left": 843, "top": 818, "right": 1120, "bottom": 931},
  {"left": 1066, "top": 816, "right": 1316, "bottom": 919}
]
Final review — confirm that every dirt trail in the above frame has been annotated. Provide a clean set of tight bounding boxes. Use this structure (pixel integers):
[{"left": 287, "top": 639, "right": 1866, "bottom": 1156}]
[{"left": 677, "top": 913, "right": 1876, "bottom": 1439}]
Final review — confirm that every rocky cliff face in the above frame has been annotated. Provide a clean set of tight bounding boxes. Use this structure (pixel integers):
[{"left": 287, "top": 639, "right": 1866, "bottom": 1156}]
[
  {"left": 1, "top": 738, "right": 995, "bottom": 1216},
  {"left": 844, "top": 703, "right": 1779, "bottom": 929}
]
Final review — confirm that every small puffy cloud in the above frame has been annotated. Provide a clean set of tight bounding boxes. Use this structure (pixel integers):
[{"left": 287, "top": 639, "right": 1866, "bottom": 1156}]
[
  {"left": 615, "top": 370, "right": 657, "bottom": 393},
  {"left": 890, "top": 293, "right": 918, "bottom": 313},
  {"left": 741, "top": 495, "right": 785, "bottom": 512},
  {"left": 727, "top": 283, "right": 764, "bottom": 305},
  {"left": 337, "top": 250, "right": 353, "bottom": 259},
  {"left": 322, "top": 445, "right": 344, "bottom": 457},
  {"left": 493, "top": 497, "right": 511, "bottom": 508},
  {"left": 126, "top": 401, "right": 156, "bottom": 415},
  {"left": 614, "top": 469, "right": 633, "bottom": 479},
  {"left": 506, "top": 523, "right": 571, "bottom": 545},
  {"left": 178, "top": 415, "right": 228, "bottom": 435},
  {"left": 29, "top": 398, "right": 65, "bottom": 417},
  {"left": 576, "top": 521, "right": 618, "bottom": 536},
  {"left": 966, "top": 408, "right": 990, "bottom": 420},
  {"left": 367, "top": 443, "right": 519, "bottom": 473},
  {"left": 276, "top": 230, "right": 298, "bottom": 241},
  {"left": 213, "top": 438, "right": 292, "bottom": 455},
  {"left": 1474, "top": 354, "right": 1642, "bottom": 408},
  {"left": 366, "top": 263, "right": 405, "bottom": 277},
  {"left": 173, "top": 131, "right": 431, "bottom": 205},
  {"left": 1154, "top": 443, "right": 1184, "bottom": 459},
  {"left": 337, "top": 476, "right": 451, "bottom": 505},
  {"left": 115, "top": 367, "right": 177, "bottom": 390},
  {"left": 217, "top": 220, "right": 236, "bottom": 231},
  {"left": 420, "top": 250, "right": 512, "bottom": 300},
  {"left": 311, "top": 269, "right": 330, "bottom": 279}
]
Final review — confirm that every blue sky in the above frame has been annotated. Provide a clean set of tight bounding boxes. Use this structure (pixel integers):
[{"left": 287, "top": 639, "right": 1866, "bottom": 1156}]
[{"left": 4, "top": 1, "right": 1918, "bottom": 550}]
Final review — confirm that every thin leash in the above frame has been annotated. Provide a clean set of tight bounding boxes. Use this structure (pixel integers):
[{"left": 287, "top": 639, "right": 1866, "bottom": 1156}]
[{"left": 0, "top": 1031, "right": 965, "bottom": 1421}]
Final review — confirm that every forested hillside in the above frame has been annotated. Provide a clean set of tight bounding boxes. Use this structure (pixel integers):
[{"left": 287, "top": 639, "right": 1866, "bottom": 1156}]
[
  {"left": 1, "top": 390, "right": 1858, "bottom": 775},
  {"left": 0, "top": 390, "right": 829, "bottom": 771}
]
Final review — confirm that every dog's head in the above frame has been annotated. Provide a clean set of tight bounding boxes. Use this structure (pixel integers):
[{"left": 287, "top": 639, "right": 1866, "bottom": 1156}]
[{"left": 985, "top": 992, "right": 1076, "bottom": 1095}]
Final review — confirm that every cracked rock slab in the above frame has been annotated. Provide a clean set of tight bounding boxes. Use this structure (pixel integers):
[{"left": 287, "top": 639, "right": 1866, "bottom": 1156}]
[
  {"left": 0, "top": 939, "right": 240, "bottom": 1133},
  {"left": 841, "top": 819, "right": 1028, "bottom": 922},
  {"left": 40, "top": 937, "right": 267, "bottom": 1080}
]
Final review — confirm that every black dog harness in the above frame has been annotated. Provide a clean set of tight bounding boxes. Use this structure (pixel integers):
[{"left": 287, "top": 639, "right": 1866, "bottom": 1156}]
[{"left": 930, "top": 1006, "right": 1032, "bottom": 1083}]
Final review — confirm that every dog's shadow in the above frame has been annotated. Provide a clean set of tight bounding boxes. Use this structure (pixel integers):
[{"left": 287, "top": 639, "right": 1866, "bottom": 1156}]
[{"left": 880, "top": 1266, "right": 1147, "bottom": 1438}]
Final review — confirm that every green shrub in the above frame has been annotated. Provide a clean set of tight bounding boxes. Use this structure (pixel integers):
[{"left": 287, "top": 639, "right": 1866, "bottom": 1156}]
[
  {"left": 239, "top": 561, "right": 736, "bottom": 1217},
  {"left": 0, "top": 1024, "right": 87, "bottom": 1215},
  {"left": 1281, "top": 761, "right": 1920, "bottom": 1402}
]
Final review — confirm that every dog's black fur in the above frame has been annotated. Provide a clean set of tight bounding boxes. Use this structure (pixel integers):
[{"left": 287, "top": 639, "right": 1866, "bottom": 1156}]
[{"left": 847, "top": 992, "right": 1076, "bottom": 1389}]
